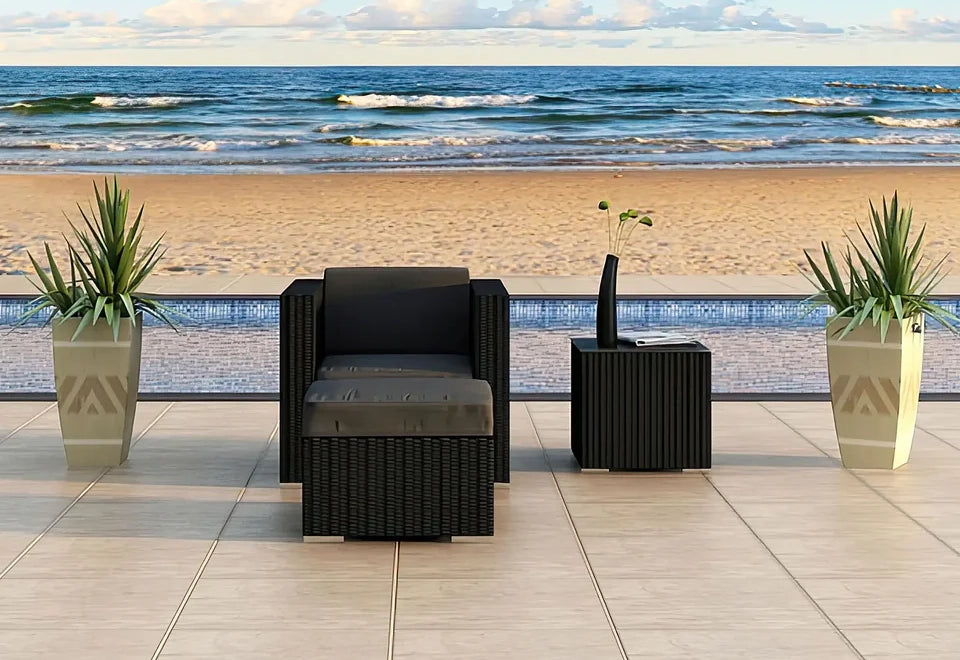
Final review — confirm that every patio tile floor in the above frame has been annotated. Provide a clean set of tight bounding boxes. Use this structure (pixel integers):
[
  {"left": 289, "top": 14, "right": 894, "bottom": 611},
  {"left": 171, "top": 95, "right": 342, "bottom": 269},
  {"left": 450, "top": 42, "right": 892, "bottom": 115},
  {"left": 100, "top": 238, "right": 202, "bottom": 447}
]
[{"left": 1, "top": 400, "right": 960, "bottom": 658}]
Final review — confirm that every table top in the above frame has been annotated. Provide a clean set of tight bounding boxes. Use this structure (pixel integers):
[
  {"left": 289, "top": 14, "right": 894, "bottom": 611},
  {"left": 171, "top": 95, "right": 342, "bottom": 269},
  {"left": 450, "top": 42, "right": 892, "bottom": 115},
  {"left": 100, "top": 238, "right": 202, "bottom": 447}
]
[{"left": 571, "top": 337, "right": 711, "bottom": 353}]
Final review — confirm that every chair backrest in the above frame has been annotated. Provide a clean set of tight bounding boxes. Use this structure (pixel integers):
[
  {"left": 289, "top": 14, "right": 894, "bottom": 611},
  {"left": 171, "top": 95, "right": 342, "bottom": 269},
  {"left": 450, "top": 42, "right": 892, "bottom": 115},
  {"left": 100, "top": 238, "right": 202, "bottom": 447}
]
[{"left": 323, "top": 267, "right": 470, "bottom": 355}]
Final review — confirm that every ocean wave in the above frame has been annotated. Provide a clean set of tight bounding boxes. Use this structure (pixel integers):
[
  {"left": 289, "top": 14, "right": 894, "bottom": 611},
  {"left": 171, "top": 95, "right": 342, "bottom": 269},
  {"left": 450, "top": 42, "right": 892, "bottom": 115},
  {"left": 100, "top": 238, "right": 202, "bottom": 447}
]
[
  {"left": 780, "top": 96, "right": 864, "bottom": 107},
  {"left": 826, "top": 81, "right": 960, "bottom": 94},
  {"left": 91, "top": 96, "right": 200, "bottom": 108},
  {"left": 1, "top": 94, "right": 210, "bottom": 115},
  {"left": 336, "top": 93, "right": 537, "bottom": 109},
  {"left": 811, "top": 135, "right": 960, "bottom": 146},
  {"left": 868, "top": 116, "right": 960, "bottom": 129},
  {"left": 335, "top": 134, "right": 551, "bottom": 147},
  {"left": 0, "top": 135, "right": 301, "bottom": 152}
]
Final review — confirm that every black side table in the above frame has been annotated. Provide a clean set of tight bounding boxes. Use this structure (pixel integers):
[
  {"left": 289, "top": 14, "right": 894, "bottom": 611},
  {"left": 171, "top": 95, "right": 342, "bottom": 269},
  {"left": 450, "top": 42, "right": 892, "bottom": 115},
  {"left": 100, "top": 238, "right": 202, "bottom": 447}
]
[{"left": 570, "top": 338, "right": 712, "bottom": 471}]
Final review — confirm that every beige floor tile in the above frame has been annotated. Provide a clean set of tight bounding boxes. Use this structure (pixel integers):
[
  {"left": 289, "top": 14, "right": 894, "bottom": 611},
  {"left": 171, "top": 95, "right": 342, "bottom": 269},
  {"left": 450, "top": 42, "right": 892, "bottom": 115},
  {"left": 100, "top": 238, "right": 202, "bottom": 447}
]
[
  {"left": 176, "top": 578, "right": 391, "bottom": 630},
  {"left": 858, "top": 471, "right": 960, "bottom": 503},
  {"left": 399, "top": 532, "right": 586, "bottom": 580},
  {"left": 601, "top": 577, "right": 826, "bottom": 629},
  {"left": 0, "top": 276, "right": 35, "bottom": 294},
  {"left": 0, "top": 577, "right": 190, "bottom": 629},
  {"left": 217, "top": 275, "right": 295, "bottom": 295},
  {"left": 393, "top": 629, "right": 621, "bottom": 659},
  {"left": 568, "top": 501, "right": 744, "bottom": 536},
  {"left": 556, "top": 472, "right": 716, "bottom": 504},
  {"left": 500, "top": 275, "right": 544, "bottom": 294},
  {"left": 842, "top": 629, "right": 960, "bottom": 658},
  {"left": 0, "top": 630, "right": 162, "bottom": 659},
  {"left": 201, "top": 540, "right": 396, "bottom": 580},
  {"left": 0, "top": 496, "right": 79, "bottom": 537},
  {"left": 651, "top": 275, "right": 737, "bottom": 294},
  {"left": 159, "top": 629, "right": 386, "bottom": 659},
  {"left": 618, "top": 629, "right": 857, "bottom": 659},
  {"left": 0, "top": 402, "right": 55, "bottom": 438},
  {"left": 581, "top": 531, "right": 783, "bottom": 580},
  {"left": 395, "top": 577, "right": 609, "bottom": 630},
  {"left": 801, "top": 577, "right": 960, "bottom": 629},
  {"left": 5, "top": 536, "right": 210, "bottom": 578},
  {"left": 611, "top": 275, "right": 673, "bottom": 295},
  {"left": 48, "top": 499, "right": 236, "bottom": 540},
  {"left": 218, "top": 501, "right": 301, "bottom": 541},
  {"left": 707, "top": 470, "right": 880, "bottom": 504}
]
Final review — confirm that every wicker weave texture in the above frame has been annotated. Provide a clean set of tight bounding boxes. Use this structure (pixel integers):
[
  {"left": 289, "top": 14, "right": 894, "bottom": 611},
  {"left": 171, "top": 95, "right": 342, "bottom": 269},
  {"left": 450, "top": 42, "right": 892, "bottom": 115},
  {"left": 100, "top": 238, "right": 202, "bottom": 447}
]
[
  {"left": 571, "top": 340, "right": 712, "bottom": 470},
  {"left": 471, "top": 279, "right": 511, "bottom": 483},
  {"left": 280, "top": 280, "right": 323, "bottom": 484},
  {"left": 302, "top": 436, "right": 495, "bottom": 538}
]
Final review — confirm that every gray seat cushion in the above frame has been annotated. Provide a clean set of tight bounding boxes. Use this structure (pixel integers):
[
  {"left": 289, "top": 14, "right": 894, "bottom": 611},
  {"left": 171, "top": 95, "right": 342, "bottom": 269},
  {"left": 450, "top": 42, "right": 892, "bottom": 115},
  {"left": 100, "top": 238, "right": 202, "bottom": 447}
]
[
  {"left": 302, "top": 377, "right": 493, "bottom": 437},
  {"left": 318, "top": 354, "right": 473, "bottom": 380}
]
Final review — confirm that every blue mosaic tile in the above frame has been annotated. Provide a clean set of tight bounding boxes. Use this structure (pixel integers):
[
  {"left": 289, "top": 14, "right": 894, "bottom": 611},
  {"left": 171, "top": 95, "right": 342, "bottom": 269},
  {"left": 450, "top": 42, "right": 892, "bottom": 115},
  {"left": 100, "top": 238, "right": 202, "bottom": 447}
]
[{"left": 2, "top": 297, "right": 959, "bottom": 395}]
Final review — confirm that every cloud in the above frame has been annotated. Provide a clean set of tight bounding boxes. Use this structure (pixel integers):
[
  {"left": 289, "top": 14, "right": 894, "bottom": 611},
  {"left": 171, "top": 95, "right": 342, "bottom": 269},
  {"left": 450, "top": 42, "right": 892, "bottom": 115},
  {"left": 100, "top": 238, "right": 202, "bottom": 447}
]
[
  {"left": 883, "top": 8, "right": 960, "bottom": 40},
  {"left": 0, "top": 11, "right": 113, "bottom": 32},
  {"left": 143, "top": 0, "right": 334, "bottom": 28},
  {"left": 343, "top": 0, "right": 842, "bottom": 34}
]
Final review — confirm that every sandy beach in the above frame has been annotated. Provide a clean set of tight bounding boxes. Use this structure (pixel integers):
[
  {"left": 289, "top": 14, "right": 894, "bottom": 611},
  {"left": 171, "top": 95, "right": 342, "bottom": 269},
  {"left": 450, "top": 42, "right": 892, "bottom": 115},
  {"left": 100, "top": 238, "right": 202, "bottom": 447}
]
[{"left": 2, "top": 166, "right": 960, "bottom": 277}]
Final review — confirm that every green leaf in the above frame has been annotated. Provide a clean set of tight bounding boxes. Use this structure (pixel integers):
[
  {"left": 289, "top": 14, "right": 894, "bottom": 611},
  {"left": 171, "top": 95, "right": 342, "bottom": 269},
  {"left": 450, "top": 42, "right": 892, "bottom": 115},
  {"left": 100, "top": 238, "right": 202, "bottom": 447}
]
[{"left": 598, "top": 200, "right": 609, "bottom": 211}]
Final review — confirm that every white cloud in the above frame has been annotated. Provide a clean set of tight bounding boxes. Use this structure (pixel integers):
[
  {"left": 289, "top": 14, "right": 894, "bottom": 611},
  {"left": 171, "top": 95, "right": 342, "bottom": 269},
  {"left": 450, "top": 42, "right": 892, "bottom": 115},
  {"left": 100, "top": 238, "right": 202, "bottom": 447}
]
[
  {"left": 884, "top": 8, "right": 960, "bottom": 40},
  {"left": 144, "top": 0, "right": 334, "bottom": 28},
  {"left": 0, "top": 10, "right": 113, "bottom": 32},
  {"left": 343, "top": 0, "right": 842, "bottom": 34}
]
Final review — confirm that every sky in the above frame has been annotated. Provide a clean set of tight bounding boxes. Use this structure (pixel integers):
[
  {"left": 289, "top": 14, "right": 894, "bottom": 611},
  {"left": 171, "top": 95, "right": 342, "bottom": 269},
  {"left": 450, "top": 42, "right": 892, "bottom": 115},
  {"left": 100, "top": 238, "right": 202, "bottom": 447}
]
[{"left": 0, "top": 0, "right": 959, "bottom": 66}]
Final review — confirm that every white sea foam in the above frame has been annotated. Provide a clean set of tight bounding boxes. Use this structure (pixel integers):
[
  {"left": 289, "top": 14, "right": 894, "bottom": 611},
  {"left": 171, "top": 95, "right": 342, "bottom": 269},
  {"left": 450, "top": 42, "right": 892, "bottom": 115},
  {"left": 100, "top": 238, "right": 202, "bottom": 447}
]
[
  {"left": 781, "top": 96, "right": 864, "bottom": 107},
  {"left": 336, "top": 93, "right": 537, "bottom": 109},
  {"left": 91, "top": 96, "right": 198, "bottom": 108},
  {"left": 868, "top": 116, "right": 960, "bottom": 129},
  {"left": 341, "top": 135, "right": 550, "bottom": 147}
]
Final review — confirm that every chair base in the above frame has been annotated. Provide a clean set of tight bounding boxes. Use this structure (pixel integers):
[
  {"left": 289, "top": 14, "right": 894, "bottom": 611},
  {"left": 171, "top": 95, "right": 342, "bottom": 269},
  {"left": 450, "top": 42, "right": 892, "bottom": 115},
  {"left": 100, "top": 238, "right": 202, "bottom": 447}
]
[{"left": 301, "top": 435, "right": 495, "bottom": 540}]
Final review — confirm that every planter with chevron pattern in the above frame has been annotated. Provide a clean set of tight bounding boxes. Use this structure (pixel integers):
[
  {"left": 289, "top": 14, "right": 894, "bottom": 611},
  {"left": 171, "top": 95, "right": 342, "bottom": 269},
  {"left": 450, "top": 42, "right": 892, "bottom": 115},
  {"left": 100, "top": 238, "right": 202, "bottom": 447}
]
[
  {"left": 826, "top": 315, "right": 923, "bottom": 470},
  {"left": 52, "top": 314, "right": 143, "bottom": 468}
]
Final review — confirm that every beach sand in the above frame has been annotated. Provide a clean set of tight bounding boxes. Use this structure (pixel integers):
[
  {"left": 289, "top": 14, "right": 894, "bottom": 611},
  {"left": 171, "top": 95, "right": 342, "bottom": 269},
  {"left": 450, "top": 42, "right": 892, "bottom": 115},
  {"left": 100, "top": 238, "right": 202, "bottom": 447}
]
[{"left": 2, "top": 167, "right": 959, "bottom": 277}]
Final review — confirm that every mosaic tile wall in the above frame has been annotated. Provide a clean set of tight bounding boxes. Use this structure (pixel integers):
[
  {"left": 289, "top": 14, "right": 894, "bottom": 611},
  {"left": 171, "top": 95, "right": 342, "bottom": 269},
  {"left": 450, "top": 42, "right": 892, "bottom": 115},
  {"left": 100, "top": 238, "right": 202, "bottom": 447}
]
[{"left": 2, "top": 297, "right": 959, "bottom": 395}]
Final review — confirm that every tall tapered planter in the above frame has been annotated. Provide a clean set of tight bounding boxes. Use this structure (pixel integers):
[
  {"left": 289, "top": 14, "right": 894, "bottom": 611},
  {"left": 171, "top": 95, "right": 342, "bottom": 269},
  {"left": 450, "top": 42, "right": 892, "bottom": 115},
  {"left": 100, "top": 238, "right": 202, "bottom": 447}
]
[
  {"left": 52, "top": 314, "right": 142, "bottom": 468},
  {"left": 826, "top": 315, "right": 923, "bottom": 470},
  {"left": 597, "top": 254, "right": 619, "bottom": 349}
]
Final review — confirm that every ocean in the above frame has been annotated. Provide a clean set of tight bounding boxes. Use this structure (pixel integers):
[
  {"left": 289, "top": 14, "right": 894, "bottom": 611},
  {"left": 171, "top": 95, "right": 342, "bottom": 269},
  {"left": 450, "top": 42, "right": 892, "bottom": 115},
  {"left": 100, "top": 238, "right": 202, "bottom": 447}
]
[{"left": 1, "top": 66, "right": 960, "bottom": 173}]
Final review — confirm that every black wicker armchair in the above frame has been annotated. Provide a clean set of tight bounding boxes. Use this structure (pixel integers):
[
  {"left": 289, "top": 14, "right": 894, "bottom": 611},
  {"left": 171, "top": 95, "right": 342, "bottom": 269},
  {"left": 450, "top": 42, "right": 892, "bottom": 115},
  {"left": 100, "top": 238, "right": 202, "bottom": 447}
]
[{"left": 279, "top": 267, "right": 510, "bottom": 488}]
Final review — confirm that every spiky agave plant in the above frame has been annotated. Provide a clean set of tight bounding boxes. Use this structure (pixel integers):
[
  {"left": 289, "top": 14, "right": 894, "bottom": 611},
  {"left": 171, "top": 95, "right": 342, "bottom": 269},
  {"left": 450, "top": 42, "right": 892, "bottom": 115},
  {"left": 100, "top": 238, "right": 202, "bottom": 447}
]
[
  {"left": 18, "top": 176, "right": 178, "bottom": 340},
  {"left": 801, "top": 192, "right": 959, "bottom": 342}
]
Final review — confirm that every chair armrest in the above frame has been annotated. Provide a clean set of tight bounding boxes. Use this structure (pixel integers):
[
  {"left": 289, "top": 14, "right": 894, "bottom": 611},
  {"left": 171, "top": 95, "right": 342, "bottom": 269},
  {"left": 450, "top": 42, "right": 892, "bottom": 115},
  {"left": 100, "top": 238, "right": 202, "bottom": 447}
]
[
  {"left": 470, "top": 278, "right": 510, "bottom": 482},
  {"left": 280, "top": 278, "right": 325, "bottom": 483}
]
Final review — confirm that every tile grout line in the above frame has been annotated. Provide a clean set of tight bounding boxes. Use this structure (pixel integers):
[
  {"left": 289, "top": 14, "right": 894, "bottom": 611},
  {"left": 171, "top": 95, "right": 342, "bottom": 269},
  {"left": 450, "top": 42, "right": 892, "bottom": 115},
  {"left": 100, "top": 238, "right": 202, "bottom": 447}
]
[
  {"left": 703, "top": 474, "right": 866, "bottom": 660},
  {"left": 524, "top": 403, "right": 629, "bottom": 660},
  {"left": 0, "top": 401, "right": 176, "bottom": 581},
  {"left": 760, "top": 403, "right": 960, "bottom": 559},
  {"left": 217, "top": 274, "right": 247, "bottom": 293},
  {"left": 0, "top": 402, "right": 58, "bottom": 446},
  {"left": 387, "top": 542, "right": 400, "bottom": 660},
  {"left": 916, "top": 424, "right": 960, "bottom": 453},
  {"left": 150, "top": 421, "right": 278, "bottom": 660}
]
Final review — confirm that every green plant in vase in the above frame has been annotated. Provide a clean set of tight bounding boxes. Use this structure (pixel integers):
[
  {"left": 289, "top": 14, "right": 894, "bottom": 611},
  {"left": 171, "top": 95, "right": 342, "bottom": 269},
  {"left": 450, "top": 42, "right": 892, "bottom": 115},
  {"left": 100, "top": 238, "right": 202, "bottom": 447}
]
[
  {"left": 800, "top": 192, "right": 957, "bottom": 470},
  {"left": 17, "top": 176, "right": 178, "bottom": 468},
  {"left": 595, "top": 200, "right": 653, "bottom": 348}
]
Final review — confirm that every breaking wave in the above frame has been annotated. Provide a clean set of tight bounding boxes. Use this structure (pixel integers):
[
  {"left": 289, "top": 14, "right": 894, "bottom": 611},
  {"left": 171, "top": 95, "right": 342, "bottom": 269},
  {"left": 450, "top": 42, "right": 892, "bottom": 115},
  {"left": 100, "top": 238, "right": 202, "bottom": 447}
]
[
  {"left": 335, "top": 93, "right": 538, "bottom": 109},
  {"left": 868, "top": 116, "right": 960, "bottom": 129},
  {"left": 780, "top": 96, "right": 864, "bottom": 107},
  {"left": 826, "top": 81, "right": 960, "bottom": 94}
]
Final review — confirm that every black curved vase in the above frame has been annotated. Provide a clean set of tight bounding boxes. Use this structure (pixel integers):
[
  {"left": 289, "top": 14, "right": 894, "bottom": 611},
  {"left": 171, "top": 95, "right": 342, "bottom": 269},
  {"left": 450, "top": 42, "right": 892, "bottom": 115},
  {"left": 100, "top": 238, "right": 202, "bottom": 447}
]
[{"left": 597, "top": 253, "right": 619, "bottom": 348}]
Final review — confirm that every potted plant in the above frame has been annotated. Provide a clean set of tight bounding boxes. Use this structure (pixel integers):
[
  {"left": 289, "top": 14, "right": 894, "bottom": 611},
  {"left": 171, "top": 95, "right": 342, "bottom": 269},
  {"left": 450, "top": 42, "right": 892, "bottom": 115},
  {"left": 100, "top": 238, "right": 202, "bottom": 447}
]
[
  {"left": 802, "top": 192, "right": 958, "bottom": 469},
  {"left": 595, "top": 200, "right": 653, "bottom": 348},
  {"left": 17, "top": 177, "right": 176, "bottom": 468}
]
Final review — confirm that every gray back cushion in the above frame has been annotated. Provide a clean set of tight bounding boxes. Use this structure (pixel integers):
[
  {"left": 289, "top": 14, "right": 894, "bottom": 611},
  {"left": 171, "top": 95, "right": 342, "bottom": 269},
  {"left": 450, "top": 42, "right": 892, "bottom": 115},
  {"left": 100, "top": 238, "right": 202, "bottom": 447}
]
[{"left": 323, "top": 267, "right": 470, "bottom": 355}]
